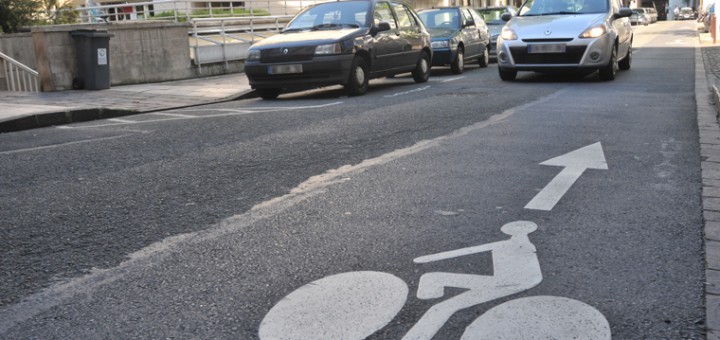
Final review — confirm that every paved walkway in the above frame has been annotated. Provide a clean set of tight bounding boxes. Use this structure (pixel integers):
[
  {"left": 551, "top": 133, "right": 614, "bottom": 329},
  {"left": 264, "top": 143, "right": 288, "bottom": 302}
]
[{"left": 0, "top": 72, "right": 253, "bottom": 132}]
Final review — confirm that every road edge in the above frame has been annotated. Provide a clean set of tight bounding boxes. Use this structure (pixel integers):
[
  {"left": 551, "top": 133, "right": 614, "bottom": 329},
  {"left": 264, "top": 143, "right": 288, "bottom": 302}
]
[{"left": 697, "top": 32, "right": 720, "bottom": 340}]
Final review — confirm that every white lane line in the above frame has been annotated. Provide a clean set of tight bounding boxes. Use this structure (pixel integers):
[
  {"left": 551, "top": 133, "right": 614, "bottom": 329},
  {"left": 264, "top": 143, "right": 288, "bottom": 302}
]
[
  {"left": 150, "top": 112, "right": 197, "bottom": 118},
  {"left": 441, "top": 76, "right": 466, "bottom": 83},
  {"left": 0, "top": 133, "right": 138, "bottom": 155},
  {"left": 108, "top": 118, "right": 137, "bottom": 124},
  {"left": 64, "top": 102, "right": 344, "bottom": 129},
  {"left": 384, "top": 86, "right": 431, "bottom": 98}
]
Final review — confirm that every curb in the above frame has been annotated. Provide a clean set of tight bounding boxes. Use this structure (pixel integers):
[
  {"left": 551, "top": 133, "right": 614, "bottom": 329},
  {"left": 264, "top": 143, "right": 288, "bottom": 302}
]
[
  {"left": 0, "top": 108, "right": 138, "bottom": 133},
  {"left": 0, "top": 89, "right": 258, "bottom": 133},
  {"left": 699, "top": 35, "right": 720, "bottom": 338}
]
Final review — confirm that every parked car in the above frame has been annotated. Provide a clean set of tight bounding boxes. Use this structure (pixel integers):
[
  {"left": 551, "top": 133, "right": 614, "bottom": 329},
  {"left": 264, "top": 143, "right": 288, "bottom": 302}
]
[
  {"left": 417, "top": 6, "right": 491, "bottom": 73},
  {"left": 630, "top": 8, "right": 649, "bottom": 25},
  {"left": 676, "top": 7, "right": 695, "bottom": 20},
  {"left": 244, "top": 0, "right": 432, "bottom": 99},
  {"left": 474, "top": 6, "right": 518, "bottom": 58},
  {"left": 642, "top": 7, "right": 658, "bottom": 22},
  {"left": 496, "top": 0, "right": 633, "bottom": 81}
]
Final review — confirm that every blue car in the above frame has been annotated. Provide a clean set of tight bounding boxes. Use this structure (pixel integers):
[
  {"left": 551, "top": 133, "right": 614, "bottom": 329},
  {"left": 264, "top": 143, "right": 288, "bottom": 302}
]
[{"left": 418, "top": 7, "right": 491, "bottom": 74}]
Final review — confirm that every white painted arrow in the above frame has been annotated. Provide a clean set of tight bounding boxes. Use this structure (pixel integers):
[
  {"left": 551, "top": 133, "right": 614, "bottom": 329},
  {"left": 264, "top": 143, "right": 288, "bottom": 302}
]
[{"left": 525, "top": 142, "right": 608, "bottom": 211}]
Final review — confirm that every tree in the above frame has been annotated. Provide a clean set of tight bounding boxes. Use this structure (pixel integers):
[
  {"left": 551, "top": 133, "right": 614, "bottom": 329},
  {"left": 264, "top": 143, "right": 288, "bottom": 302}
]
[
  {"left": 0, "top": 0, "right": 41, "bottom": 33},
  {"left": 0, "top": 0, "right": 78, "bottom": 33}
]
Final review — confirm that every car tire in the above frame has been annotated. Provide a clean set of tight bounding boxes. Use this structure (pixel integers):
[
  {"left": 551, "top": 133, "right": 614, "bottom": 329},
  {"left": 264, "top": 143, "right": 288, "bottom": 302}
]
[
  {"left": 478, "top": 45, "right": 489, "bottom": 68},
  {"left": 619, "top": 45, "right": 632, "bottom": 71},
  {"left": 498, "top": 68, "right": 516, "bottom": 81},
  {"left": 345, "top": 56, "right": 369, "bottom": 96},
  {"left": 598, "top": 45, "right": 618, "bottom": 81},
  {"left": 257, "top": 88, "right": 281, "bottom": 100},
  {"left": 451, "top": 48, "right": 464, "bottom": 74},
  {"left": 412, "top": 51, "right": 431, "bottom": 83}
]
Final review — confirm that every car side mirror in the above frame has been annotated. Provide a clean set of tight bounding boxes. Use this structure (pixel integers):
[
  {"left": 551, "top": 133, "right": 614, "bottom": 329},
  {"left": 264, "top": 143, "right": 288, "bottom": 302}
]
[
  {"left": 501, "top": 12, "right": 513, "bottom": 21},
  {"left": 372, "top": 21, "right": 392, "bottom": 35},
  {"left": 464, "top": 20, "right": 475, "bottom": 27},
  {"left": 615, "top": 7, "right": 633, "bottom": 19}
]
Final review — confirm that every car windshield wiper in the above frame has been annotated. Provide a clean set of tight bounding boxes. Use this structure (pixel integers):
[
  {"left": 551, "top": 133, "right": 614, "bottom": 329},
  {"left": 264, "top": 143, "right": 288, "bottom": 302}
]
[
  {"left": 310, "top": 23, "right": 360, "bottom": 30},
  {"left": 540, "top": 11, "right": 582, "bottom": 15}
]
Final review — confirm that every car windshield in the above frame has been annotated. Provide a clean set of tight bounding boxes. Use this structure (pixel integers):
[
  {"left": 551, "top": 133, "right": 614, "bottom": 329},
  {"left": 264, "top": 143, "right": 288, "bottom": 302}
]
[
  {"left": 475, "top": 8, "right": 508, "bottom": 24},
  {"left": 680, "top": 8, "right": 693, "bottom": 13},
  {"left": 418, "top": 9, "right": 460, "bottom": 29},
  {"left": 519, "top": 0, "right": 608, "bottom": 16},
  {"left": 285, "top": 1, "right": 370, "bottom": 31}
]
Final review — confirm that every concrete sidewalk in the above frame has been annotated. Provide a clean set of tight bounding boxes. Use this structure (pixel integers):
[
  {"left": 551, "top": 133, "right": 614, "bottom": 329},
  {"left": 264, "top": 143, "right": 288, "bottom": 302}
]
[{"left": 0, "top": 72, "right": 254, "bottom": 133}]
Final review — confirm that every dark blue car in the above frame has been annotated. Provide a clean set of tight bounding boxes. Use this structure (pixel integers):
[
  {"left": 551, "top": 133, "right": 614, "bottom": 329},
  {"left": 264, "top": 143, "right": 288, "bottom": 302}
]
[{"left": 418, "top": 7, "right": 491, "bottom": 74}]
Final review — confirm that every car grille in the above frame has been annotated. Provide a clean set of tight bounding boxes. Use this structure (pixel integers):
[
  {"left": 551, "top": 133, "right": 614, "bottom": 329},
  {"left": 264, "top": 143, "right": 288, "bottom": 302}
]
[
  {"left": 510, "top": 46, "right": 587, "bottom": 64},
  {"left": 260, "top": 46, "right": 315, "bottom": 63}
]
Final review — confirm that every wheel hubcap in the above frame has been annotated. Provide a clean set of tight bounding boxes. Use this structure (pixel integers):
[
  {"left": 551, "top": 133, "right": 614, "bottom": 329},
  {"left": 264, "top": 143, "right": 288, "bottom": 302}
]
[
  {"left": 458, "top": 53, "right": 463, "bottom": 69},
  {"left": 355, "top": 67, "right": 365, "bottom": 85},
  {"left": 421, "top": 58, "right": 428, "bottom": 73}
]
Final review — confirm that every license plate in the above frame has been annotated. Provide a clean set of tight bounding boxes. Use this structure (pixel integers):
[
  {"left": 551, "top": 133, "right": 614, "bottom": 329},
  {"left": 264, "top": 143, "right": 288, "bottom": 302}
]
[
  {"left": 268, "top": 64, "right": 303, "bottom": 75},
  {"left": 528, "top": 44, "right": 566, "bottom": 54}
]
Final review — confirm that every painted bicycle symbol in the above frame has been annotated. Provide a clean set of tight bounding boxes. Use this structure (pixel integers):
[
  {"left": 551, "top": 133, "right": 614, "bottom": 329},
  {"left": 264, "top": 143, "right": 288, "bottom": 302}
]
[{"left": 259, "top": 221, "right": 611, "bottom": 339}]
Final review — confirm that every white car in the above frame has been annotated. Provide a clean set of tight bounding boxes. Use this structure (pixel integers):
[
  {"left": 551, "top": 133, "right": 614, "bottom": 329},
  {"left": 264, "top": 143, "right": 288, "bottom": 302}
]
[{"left": 496, "top": 0, "right": 633, "bottom": 81}]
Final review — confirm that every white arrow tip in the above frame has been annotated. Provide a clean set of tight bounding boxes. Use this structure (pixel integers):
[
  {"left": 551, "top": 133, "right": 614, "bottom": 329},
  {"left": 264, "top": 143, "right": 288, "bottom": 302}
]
[{"left": 540, "top": 142, "right": 608, "bottom": 170}]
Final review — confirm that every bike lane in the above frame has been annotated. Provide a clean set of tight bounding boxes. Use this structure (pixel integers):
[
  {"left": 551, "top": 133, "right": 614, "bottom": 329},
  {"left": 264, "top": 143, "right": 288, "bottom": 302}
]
[{"left": 0, "top": 24, "right": 705, "bottom": 340}]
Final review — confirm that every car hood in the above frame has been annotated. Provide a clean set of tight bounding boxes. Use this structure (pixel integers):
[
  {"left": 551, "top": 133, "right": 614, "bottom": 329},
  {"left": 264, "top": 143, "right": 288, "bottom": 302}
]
[
  {"left": 250, "top": 29, "right": 364, "bottom": 48},
  {"left": 508, "top": 14, "right": 605, "bottom": 39},
  {"left": 427, "top": 28, "right": 458, "bottom": 38}
]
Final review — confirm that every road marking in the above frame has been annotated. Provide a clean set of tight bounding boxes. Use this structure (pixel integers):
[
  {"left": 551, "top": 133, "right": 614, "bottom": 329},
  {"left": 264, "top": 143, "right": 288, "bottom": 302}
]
[
  {"left": 64, "top": 102, "right": 344, "bottom": 129},
  {"left": 462, "top": 296, "right": 611, "bottom": 339},
  {"left": 0, "top": 133, "right": 138, "bottom": 155},
  {"left": 525, "top": 142, "right": 608, "bottom": 211},
  {"left": 150, "top": 112, "right": 197, "bottom": 118},
  {"left": 384, "top": 86, "right": 431, "bottom": 98},
  {"left": 441, "top": 76, "right": 466, "bottom": 83},
  {"left": 259, "top": 272, "right": 408, "bottom": 340},
  {"left": 108, "top": 118, "right": 137, "bottom": 124}
]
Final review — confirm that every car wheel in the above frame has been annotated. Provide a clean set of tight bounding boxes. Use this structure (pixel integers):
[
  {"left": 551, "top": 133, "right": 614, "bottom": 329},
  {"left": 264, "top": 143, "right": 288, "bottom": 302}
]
[
  {"left": 257, "top": 88, "right": 281, "bottom": 100},
  {"left": 451, "top": 48, "right": 464, "bottom": 74},
  {"left": 478, "top": 45, "right": 489, "bottom": 68},
  {"left": 412, "top": 51, "right": 431, "bottom": 83},
  {"left": 598, "top": 45, "right": 618, "bottom": 81},
  {"left": 619, "top": 45, "right": 632, "bottom": 71},
  {"left": 345, "top": 56, "right": 369, "bottom": 96},
  {"left": 498, "top": 68, "right": 516, "bottom": 81}
]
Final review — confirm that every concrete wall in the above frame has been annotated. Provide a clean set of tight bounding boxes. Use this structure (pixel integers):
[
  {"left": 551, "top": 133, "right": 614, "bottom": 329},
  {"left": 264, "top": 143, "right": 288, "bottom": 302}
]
[{"left": 31, "top": 21, "right": 197, "bottom": 91}]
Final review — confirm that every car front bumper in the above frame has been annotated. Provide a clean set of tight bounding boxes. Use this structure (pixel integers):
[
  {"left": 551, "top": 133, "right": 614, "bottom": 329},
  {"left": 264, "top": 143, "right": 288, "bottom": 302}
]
[
  {"left": 245, "top": 54, "right": 354, "bottom": 90},
  {"left": 431, "top": 48, "right": 457, "bottom": 65},
  {"left": 496, "top": 33, "right": 615, "bottom": 71}
]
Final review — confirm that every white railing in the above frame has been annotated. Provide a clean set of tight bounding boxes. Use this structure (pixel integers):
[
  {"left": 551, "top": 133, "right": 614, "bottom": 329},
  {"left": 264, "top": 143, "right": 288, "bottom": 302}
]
[
  {"left": 68, "top": 0, "right": 329, "bottom": 24},
  {"left": 0, "top": 52, "right": 40, "bottom": 92},
  {"left": 190, "top": 15, "right": 291, "bottom": 71}
]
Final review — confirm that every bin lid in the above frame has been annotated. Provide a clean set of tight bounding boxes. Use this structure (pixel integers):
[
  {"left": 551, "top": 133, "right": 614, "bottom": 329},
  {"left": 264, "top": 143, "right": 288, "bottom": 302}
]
[{"left": 70, "top": 29, "right": 114, "bottom": 38}]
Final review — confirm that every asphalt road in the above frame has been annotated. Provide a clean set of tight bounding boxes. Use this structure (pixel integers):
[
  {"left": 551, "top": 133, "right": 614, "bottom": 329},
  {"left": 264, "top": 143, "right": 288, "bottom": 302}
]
[{"left": 0, "top": 20, "right": 706, "bottom": 338}]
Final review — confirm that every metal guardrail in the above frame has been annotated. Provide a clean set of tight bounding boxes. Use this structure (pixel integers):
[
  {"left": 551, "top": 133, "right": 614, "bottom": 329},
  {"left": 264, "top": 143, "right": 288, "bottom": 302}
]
[
  {"left": 190, "top": 15, "right": 291, "bottom": 72},
  {"left": 0, "top": 52, "right": 40, "bottom": 92}
]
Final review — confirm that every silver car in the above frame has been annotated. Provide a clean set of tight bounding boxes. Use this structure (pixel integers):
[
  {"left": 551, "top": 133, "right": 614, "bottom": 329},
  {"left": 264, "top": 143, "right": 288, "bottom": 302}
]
[{"left": 496, "top": 0, "right": 633, "bottom": 81}]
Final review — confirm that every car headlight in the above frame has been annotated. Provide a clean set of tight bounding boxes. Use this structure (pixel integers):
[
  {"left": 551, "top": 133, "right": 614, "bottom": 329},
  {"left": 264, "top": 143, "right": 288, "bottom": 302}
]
[
  {"left": 315, "top": 43, "right": 341, "bottom": 55},
  {"left": 431, "top": 40, "right": 450, "bottom": 49},
  {"left": 579, "top": 25, "right": 606, "bottom": 39},
  {"left": 501, "top": 27, "right": 517, "bottom": 40},
  {"left": 247, "top": 49, "right": 261, "bottom": 61}
]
